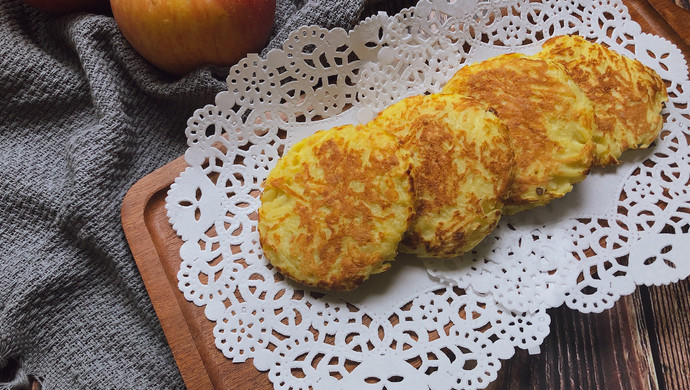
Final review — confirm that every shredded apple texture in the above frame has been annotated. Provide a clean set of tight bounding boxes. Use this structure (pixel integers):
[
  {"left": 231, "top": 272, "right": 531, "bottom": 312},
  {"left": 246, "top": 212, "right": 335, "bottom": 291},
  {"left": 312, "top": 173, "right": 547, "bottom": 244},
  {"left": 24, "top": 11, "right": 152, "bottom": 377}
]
[
  {"left": 257, "top": 35, "right": 667, "bottom": 291},
  {"left": 258, "top": 124, "right": 414, "bottom": 291},
  {"left": 366, "top": 93, "right": 514, "bottom": 258}
]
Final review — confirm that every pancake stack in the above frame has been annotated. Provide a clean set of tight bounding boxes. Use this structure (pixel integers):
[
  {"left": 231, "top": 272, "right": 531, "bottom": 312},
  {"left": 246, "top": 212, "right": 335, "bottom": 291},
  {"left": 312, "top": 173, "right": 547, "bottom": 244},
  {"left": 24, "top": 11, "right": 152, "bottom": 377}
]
[{"left": 258, "top": 35, "right": 668, "bottom": 291}]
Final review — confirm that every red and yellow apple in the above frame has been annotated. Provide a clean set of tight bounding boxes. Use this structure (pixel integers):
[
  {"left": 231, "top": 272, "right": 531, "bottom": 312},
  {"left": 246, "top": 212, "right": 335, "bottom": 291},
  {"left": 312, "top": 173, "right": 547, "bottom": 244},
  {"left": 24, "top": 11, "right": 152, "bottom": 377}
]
[
  {"left": 110, "top": 0, "right": 276, "bottom": 76},
  {"left": 21, "top": 0, "right": 110, "bottom": 14}
]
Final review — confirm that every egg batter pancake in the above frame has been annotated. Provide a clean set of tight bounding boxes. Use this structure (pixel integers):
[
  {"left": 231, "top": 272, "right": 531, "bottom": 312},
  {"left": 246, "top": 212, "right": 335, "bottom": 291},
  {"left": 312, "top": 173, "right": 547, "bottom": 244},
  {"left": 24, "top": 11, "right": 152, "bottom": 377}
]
[
  {"left": 367, "top": 93, "right": 515, "bottom": 258},
  {"left": 258, "top": 124, "right": 414, "bottom": 291},
  {"left": 442, "top": 53, "right": 596, "bottom": 214},
  {"left": 537, "top": 34, "right": 668, "bottom": 166}
]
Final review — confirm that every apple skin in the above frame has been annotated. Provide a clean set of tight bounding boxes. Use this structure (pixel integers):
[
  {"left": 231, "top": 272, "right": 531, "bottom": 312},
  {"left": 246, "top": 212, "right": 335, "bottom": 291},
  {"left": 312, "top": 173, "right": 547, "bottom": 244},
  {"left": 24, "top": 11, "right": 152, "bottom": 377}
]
[
  {"left": 21, "top": 0, "right": 111, "bottom": 13},
  {"left": 110, "top": 0, "right": 276, "bottom": 76}
]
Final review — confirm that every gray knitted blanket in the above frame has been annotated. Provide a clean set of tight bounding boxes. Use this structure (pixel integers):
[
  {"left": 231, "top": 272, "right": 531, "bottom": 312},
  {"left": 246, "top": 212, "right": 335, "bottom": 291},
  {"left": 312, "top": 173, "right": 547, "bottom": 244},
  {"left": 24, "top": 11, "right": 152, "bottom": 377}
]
[{"left": 0, "top": 1, "right": 372, "bottom": 388}]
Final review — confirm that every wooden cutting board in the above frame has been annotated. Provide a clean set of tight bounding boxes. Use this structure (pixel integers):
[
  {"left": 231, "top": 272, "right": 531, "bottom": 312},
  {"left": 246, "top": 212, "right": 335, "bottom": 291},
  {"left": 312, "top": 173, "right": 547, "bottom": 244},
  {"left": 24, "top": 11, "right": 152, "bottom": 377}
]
[{"left": 121, "top": 1, "right": 690, "bottom": 388}]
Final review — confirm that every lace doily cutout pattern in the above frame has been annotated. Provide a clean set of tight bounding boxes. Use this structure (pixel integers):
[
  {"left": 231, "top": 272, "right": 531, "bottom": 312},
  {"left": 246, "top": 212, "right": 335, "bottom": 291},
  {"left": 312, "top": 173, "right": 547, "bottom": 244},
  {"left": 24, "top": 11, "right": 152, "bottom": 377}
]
[{"left": 166, "top": 0, "right": 690, "bottom": 388}]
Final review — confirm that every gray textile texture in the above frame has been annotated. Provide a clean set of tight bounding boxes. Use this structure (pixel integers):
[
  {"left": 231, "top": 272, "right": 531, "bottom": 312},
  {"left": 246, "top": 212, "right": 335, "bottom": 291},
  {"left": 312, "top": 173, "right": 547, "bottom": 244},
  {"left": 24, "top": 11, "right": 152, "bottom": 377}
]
[{"left": 0, "top": 0, "right": 367, "bottom": 388}]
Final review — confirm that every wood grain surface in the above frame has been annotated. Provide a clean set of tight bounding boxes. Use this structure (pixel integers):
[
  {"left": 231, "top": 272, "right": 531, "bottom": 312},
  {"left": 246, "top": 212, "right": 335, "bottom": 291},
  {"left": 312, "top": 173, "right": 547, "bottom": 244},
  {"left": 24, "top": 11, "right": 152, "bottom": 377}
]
[{"left": 122, "top": 1, "right": 690, "bottom": 389}]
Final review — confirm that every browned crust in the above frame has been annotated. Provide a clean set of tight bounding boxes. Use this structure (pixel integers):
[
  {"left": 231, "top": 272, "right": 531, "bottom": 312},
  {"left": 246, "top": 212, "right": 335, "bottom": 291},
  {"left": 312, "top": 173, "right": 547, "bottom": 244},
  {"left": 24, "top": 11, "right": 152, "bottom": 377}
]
[
  {"left": 443, "top": 53, "right": 595, "bottom": 211},
  {"left": 258, "top": 125, "right": 413, "bottom": 291},
  {"left": 538, "top": 34, "right": 668, "bottom": 166}
]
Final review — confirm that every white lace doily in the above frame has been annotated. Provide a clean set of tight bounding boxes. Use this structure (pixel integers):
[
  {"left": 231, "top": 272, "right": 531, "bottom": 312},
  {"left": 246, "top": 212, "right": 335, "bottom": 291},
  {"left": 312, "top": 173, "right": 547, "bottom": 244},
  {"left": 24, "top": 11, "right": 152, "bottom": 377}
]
[{"left": 165, "top": 0, "right": 690, "bottom": 388}]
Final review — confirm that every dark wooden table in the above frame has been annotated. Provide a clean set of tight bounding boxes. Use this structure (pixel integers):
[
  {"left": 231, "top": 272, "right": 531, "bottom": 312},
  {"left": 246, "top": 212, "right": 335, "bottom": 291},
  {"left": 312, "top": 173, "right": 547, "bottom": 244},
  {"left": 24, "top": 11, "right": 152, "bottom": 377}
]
[{"left": 121, "top": 1, "right": 690, "bottom": 389}]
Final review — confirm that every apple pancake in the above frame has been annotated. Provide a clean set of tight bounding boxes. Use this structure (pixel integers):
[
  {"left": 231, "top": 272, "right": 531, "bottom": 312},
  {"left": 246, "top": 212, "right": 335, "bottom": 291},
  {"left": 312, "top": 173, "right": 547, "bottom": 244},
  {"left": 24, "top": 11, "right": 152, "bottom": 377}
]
[
  {"left": 537, "top": 34, "right": 668, "bottom": 166},
  {"left": 442, "top": 53, "right": 596, "bottom": 214},
  {"left": 367, "top": 93, "right": 515, "bottom": 258},
  {"left": 258, "top": 124, "right": 414, "bottom": 291}
]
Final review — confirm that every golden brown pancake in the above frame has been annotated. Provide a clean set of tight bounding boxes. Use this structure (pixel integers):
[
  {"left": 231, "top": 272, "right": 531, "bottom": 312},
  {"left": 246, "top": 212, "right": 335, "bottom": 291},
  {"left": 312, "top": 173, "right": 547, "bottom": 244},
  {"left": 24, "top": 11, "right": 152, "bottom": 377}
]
[
  {"left": 367, "top": 93, "right": 515, "bottom": 257},
  {"left": 537, "top": 34, "right": 668, "bottom": 166},
  {"left": 258, "top": 124, "right": 414, "bottom": 291},
  {"left": 442, "top": 53, "right": 596, "bottom": 214}
]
